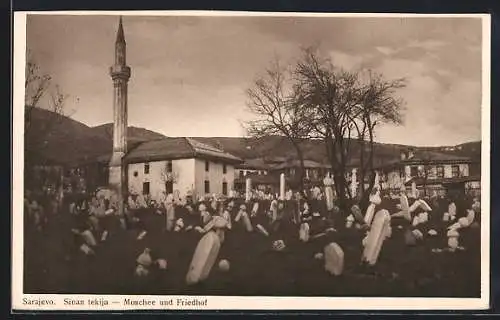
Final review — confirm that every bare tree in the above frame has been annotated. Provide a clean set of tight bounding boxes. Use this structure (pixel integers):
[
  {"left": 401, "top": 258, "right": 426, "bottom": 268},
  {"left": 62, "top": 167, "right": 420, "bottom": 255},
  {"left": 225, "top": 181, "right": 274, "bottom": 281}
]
[
  {"left": 294, "top": 48, "right": 359, "bottom": 210},
  {"left": 159, "top": 161, "right": 179, "bottom": 194},
  {"left": 351, "top": 70, "right": 406, "bottom": 209},
  {"left": 294, "top": 47, "right": 405, "bottom": 212},
  {"left": 244, "top": 56, "right": 313, "bottom": 196},
  {"left": 24, "top": 51, "right": 71, "bottom": 189}
]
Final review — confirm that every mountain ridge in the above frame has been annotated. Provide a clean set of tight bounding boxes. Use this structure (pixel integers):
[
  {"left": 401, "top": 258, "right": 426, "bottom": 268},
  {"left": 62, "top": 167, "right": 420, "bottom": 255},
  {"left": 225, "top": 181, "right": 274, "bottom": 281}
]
[{"left": 25, "top": 108, "right": 481, "bottom": 166}]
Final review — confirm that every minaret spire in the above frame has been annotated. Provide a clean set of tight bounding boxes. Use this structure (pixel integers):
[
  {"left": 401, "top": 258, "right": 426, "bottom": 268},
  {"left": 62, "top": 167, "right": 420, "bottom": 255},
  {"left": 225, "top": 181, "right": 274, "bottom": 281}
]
[
  {"left": 109, "top": 16, "right": 131, "bottom": 216},
  {"left": 114, "top": 15, "right": 127, "bottom": 66},
  {"left": 116, "top": 16, "right": 125, "bottom": 43}
]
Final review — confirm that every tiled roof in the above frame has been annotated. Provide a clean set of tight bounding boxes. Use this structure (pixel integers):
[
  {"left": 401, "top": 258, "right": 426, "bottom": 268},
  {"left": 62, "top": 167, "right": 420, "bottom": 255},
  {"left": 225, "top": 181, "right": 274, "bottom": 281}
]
[
  {"left": 374, "top": 150, "right": 473, "bottom": 170},
  {"left": 185, "top": 138, "right": 242, "bottom": 162},
  {"left": 402, "top": 151, "right": 472, "bottom": 163},
  {"left": 234, "top": 173, "right": 280, "bottom": 185},
  {"left": 124, "top": 137, "right": 242, "bottom": 164},
  {"left": 404, "top": 175, "right": 481, "bottom": 186},
  {"left": 236, "top": 158, "right": 271, "bottom": 170},
  {"left": 270, "top": 159, "right": 331, "bottom": 170}
]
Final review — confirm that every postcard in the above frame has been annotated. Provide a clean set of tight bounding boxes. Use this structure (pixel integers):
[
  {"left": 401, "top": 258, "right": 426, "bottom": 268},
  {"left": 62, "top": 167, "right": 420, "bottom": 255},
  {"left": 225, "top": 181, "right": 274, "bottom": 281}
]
[{"left": 12, "top": 11, "right": 490, "bottom": 311}]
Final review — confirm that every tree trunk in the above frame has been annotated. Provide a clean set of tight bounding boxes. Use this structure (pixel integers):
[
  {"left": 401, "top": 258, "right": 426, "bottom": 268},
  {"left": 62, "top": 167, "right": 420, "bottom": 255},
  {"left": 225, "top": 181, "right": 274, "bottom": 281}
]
[
  {"left": 325, "top": 135, "right": 349, "bottom": 215},
  {"left": 291, "top": 140, "right": 308, "bottom": 200},
  {"left": 359, "top": 121, "right": 376, "bottom": 211}
]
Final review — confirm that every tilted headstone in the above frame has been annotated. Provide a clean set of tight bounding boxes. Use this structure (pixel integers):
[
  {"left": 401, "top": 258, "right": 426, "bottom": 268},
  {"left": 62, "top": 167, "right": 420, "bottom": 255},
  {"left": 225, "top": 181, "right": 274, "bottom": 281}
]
[
  {"left": 215, "top": 228, "right": 225, "bottom": 244},
  {"left": 365, "top": 189, "right": 382, "bottom": 225},
  {"left": 419, "top": 199, "right": 432, "bottom": 212},
  {"left": 81, "top": 230, "right": 97, "bottom": 247},
  {"left": 465, "top": 208, "right": 476, "bottom": 225},
  {"left": 251, "top": 202, "right": 259, "bottom": 217},
  {"left": 408, "top": 199, "right": 421, "bottom": 214},
  {"left": 80, "top": 243, "right": 94, "bottom": 255},
  {"left": 186, "top": 231, "right": 221, "bottom": 285},
  {"left": 256, "top": 224, "right": 269, "bottom": 236},
  {"left": 362, "top": 209, "right": 391, "bottom": 266}
]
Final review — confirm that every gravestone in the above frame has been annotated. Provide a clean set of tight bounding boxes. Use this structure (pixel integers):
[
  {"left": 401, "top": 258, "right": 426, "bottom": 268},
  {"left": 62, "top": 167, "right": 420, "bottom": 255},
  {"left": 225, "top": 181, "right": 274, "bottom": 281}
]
[
  {"left": 245, "top": 178, "right": 252, "bottom": 202},
  {"left": 186, "top": 231, "right": 221, "bottom": 285},
  {"left": 299, "top": 222, "right": 310, "bottom": 242},
  {"left": 324, "top": 242, "right": 344, "bottom": 276},
  {"left": 280, "top": 173, "right": 285, "bottom": 200},
  {"left": 362, "top": 209, "right": 391, "bottom": 266}
]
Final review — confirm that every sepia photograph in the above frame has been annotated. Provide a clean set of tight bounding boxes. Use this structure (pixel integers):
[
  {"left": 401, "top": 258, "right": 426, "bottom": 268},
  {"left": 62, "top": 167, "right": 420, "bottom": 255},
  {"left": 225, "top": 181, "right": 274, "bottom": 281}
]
[{"left": 12, "top": 11, "right": 490, "bottom": 310}]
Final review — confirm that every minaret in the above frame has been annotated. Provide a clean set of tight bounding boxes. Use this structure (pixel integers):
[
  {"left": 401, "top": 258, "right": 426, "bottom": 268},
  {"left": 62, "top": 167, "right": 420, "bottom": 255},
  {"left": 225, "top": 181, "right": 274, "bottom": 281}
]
[{"left": 109, "top": 16, "right": 131, "bottom": 213}]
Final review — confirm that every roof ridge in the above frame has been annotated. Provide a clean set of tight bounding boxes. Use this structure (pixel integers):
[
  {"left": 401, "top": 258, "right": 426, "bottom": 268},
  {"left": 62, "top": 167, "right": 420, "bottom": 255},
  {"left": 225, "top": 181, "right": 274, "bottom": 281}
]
[
  {"left": 184, "top": 137, "right": 198, "bottom": 157},
  {"left": 187, "top": 137, "right": 226, "bottom": 153}
]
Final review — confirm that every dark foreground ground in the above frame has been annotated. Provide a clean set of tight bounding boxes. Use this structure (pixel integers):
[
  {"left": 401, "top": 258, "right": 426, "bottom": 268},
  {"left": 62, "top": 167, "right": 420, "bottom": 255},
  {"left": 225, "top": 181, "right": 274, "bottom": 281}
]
[{"left": 23, "top": 209, "right": 481, "bottom": 297}]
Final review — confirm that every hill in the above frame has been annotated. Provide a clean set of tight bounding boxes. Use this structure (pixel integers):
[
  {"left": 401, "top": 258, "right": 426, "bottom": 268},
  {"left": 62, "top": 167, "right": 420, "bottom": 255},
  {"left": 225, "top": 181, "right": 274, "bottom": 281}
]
[
  {"left": 91, "top": 123, "right": 167, "bottom": 142},
  {"left": 24, "top": 109, "right": 481, "bottom": 166},
  {"left": 24, "top": 109, "right": 167, "bottom": 165},
  {"left": 25, "top": 107, "right": 111, "bottom": 165},
  {"left": 191, "top": 136, "right": 481, "bottom": 166}
]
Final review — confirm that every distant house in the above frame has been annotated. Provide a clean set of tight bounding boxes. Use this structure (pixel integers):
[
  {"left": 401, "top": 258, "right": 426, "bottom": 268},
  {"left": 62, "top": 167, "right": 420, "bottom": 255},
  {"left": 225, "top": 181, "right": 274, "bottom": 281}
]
[
  {"left": 269, "top": 159, "right": 331, "bottom": 186},
  {"left": 375, "top": 148, "right": 481, "bottom": 197},
  {"left": 234, "top": 158, "right": 270, "bottom": 179},
  {"left": 124, "top": 137, "right": 242, "bottom": 201},
  {"left": 234, "top": 157, "right": 332, "bottom": 193}
]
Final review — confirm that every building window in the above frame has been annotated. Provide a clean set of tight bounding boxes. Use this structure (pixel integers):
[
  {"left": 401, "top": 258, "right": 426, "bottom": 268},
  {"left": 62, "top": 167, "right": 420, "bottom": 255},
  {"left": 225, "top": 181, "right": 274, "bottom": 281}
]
[
  {"left": 204, "top": 180, "right": 210, "bottom": 194},
  {"left": 410, "top": 166, "right": 418, "bottom": 177},
  {"left": 144, "top": 163, "right": 150, "bottom": 174},
  {"left": 205, "top": 160, "right": 210, "bottom": 172},
  {"left": 417, "top": 166, "right": 425, "bottom": 178},
  {"left": 222, "top": 182, "right": 228, "bottom": 195},
  {"left": 166, "top": 161, "right": 173, "bottom": 173},
  {"left": 437, "top": 166, "right": 444, "bottom": 178},
  {"left": 165, "top": 181, "right": 173, "bottom": 194},
  {"left": 469, "top": 163, "right": 480, "bottom": 176},
  {"left": 142, "top": 182, "right": 150, "bottom": 195},
  {"left": 223, "top": 164, "right": 227, "bottom": 174},
  {"left": 311, "top": 169, "right": 318, "bottom": 179},
  {"left": 425, "top": 166, "right": 434, "bottom": 178},
  {"left": 452, "top": 165, "right": 460, "bottom": 178}
]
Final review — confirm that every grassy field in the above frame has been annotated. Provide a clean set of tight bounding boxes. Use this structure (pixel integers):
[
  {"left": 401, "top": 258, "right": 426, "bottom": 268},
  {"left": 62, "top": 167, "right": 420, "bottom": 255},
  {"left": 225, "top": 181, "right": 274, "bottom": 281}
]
[{"left": 23, "top": 208, "right": 481, "bottom": 297}]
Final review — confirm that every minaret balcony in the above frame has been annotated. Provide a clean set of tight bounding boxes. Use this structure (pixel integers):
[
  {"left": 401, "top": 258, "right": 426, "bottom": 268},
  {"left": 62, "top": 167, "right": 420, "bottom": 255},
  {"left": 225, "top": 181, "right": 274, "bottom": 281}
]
[{"left": 110, "top": 65, "right": 131, "bottom": 80}]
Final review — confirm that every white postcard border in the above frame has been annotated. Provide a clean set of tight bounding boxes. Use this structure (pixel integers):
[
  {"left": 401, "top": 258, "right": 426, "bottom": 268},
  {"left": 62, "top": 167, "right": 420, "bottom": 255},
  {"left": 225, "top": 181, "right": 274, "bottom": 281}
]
[{"left": 12, "top": 11, "right": 491, "bottom": 311}]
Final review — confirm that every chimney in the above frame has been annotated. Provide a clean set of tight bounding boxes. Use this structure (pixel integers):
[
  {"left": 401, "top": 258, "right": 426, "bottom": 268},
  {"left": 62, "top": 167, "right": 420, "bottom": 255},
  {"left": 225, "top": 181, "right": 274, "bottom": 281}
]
[
  {"left": 400, "top": 151, "right": 407, "bottom": 161},
  {"left": 407, "top": 148, "right": 415, "bottom": 160},
  {"left": 215, "top": 139, "right": 224, "bottom": 151}
]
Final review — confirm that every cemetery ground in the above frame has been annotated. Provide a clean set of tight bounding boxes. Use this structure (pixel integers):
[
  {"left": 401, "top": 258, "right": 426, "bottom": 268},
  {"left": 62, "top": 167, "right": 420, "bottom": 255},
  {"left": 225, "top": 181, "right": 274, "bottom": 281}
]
[{"left": 23, "top": 207, "right": 481, "bottom": 297}]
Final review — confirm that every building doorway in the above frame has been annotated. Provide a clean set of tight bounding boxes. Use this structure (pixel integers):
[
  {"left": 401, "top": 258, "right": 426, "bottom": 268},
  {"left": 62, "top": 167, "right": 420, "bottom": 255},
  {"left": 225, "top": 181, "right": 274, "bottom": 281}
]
[{"left": 165, "top": 180, "right": 174, "bottom": 195}]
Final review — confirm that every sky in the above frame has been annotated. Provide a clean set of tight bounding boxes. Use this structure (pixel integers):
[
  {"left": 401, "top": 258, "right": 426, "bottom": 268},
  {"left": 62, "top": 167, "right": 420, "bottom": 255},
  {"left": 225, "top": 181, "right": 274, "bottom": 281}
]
[{"left": 25, "top": 13, "right": 484, "bottom": 146}]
